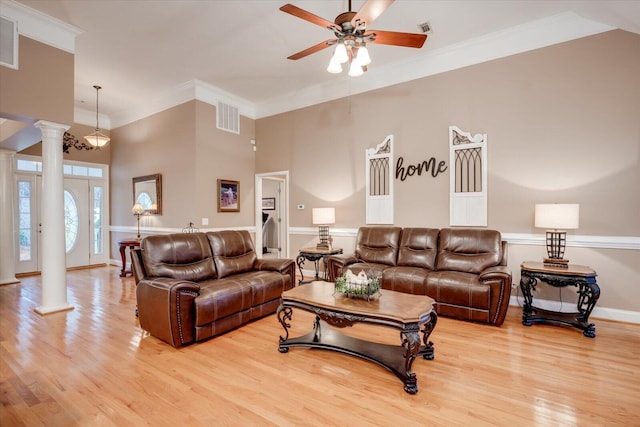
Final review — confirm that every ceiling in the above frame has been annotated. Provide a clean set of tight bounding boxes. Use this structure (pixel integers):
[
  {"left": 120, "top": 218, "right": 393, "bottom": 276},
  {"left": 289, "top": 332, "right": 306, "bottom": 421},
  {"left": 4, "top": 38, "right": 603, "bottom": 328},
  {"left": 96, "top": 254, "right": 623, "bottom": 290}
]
[{"left": 8, "top": 0, "right": 640, "bottom": 127}]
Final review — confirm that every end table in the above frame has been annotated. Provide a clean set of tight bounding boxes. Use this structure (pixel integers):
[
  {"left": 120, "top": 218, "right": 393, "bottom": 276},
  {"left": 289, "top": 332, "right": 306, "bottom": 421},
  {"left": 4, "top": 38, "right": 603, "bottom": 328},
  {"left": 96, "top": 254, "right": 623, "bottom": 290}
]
[
  {"left": 520, "top": 261, "right": 600, "bottom": 337},
  {"left": 118, "top": 240, "right": 140, "bottom": 278},
  {"left": 296, "top": 247, "right": 342, "bottom": 285}
]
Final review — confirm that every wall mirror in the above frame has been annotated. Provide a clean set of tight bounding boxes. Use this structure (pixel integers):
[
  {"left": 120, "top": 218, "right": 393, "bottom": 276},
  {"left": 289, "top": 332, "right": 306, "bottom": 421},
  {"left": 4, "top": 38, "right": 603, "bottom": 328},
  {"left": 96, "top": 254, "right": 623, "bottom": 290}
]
[{"left": 133, "top": 173, "right": 162, "bottom": 215}]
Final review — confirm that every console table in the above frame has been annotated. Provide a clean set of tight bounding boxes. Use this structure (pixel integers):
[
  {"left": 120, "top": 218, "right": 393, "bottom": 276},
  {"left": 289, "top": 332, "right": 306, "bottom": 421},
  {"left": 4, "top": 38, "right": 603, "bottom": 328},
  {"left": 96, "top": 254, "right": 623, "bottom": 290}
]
[
  {"left": 118, "top": 240, "right": 140, "bottom": 277},
  {"left": 520, "top": 261, "right": 600, "bottom": 337},
  {"left": 296, "top": 247, "right": 342, "bottom": 285},
  {"left": 277, "top": 281, "right": 437, "bottom": 394}
]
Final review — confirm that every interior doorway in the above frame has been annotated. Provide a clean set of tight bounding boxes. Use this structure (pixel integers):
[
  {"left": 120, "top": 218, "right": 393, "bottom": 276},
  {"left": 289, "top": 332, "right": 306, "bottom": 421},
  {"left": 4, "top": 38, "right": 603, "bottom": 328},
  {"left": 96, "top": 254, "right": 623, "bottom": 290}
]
[{"left": 255, "top": 171, "right": 289, "bottom": 259}]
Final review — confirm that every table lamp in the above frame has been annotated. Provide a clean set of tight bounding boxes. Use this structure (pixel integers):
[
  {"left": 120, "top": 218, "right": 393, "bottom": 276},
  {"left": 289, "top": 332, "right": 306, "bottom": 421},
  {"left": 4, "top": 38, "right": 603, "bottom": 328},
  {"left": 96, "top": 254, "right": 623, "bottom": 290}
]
[
  {"left": 534, "top": 203, "right": 579, "bottom": 267},
  {"left": 312, "top": 207, "right": 335, "bottom": 250},
  {"left": 132, "top": 203, "right": 145, "bottom": 239}
]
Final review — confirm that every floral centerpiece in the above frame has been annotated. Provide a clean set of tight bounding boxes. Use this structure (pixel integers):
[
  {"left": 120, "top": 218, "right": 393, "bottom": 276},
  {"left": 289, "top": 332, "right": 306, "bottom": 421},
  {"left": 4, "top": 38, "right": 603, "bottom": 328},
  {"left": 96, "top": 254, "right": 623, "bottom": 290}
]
[{"left": 334, "top": 269, "right": 381, "bottom": 301}]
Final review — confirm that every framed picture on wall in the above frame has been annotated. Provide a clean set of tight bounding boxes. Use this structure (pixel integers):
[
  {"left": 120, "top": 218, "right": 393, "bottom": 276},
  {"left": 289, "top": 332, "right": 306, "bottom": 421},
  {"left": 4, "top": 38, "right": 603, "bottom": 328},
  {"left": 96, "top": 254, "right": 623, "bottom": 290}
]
[
  {"left": 262, "top": 197, "right": 276, "bottom": 211},
  {"left": 217, "top": 179, "right": 240, "bottom": 212}
]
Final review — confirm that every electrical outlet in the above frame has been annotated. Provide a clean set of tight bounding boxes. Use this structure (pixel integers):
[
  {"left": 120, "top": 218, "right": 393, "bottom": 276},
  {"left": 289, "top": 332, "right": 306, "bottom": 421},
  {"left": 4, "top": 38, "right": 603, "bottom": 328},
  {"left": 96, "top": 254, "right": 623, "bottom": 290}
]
[{"left": 202, "top": 218, "right": 209, "bottom": 226}]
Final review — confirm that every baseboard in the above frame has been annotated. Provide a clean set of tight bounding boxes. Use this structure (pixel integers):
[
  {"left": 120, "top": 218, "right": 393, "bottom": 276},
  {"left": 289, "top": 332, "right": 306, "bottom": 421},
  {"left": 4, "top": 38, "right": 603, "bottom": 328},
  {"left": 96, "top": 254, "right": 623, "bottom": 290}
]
[{"left": 509, "top": 295, "right": 640, "bottom": 324}]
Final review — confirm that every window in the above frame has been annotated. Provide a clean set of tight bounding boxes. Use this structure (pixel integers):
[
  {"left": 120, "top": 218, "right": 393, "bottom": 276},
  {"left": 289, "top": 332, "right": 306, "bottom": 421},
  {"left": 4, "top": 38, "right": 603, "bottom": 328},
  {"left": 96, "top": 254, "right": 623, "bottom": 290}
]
[
  {"left": 18, "top": 181, "right": 32, "bottom": 261},
  {"left": 93, "top": 186, "right": 104, "bottom": 254},
  {"left": 64, "top": 190, "right": 79, "bottom": 252}
]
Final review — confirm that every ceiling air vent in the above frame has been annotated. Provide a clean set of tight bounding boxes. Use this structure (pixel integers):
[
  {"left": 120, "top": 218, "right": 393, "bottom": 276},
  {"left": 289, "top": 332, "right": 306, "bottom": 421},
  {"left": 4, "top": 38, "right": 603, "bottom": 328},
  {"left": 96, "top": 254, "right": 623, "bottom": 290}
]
[
  {"left": 418, "top": 21, "right": 432, "bottom": 34},
  {"left": 0, "top": 15, "right": 19, "bottom": 69},
  {"left": 216, "top": 101, "right": 240, "bottom": 134}
]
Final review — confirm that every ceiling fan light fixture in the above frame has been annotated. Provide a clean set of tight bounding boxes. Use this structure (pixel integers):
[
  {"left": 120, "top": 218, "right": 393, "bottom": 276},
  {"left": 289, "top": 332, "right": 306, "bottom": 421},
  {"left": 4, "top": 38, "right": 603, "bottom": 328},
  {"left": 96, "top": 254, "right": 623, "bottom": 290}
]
[
  {"left": 327, "top": 57, "right": 342, "bottom": 74},
  {"left": 356, "top": 44, "right": 371, "bottom": 66},
  {"left": 332, "top": 42, "right": 349, "bottom": 64},
  {"left": 348, "top": 60, "right": 364, "bottom": 77},
  {"left": 84, "top": 85, "right": 110, "bottom": 148}
]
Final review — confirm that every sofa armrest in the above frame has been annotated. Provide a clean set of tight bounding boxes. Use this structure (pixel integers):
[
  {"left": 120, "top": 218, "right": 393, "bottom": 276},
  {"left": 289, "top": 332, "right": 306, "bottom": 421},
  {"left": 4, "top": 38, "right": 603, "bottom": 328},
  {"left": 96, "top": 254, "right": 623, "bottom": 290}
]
[
  {"left": 136, "top": 278, "right": 200, "bottom": 348},
  {"left": 478, "top": 266, "right": 512, "bottom": 325},
  {"left": 479, "top": 265, "right": 511, "bottom": 281},
  {"left": 254, "top": 258, "right": 296, "bottom": 290},
  {"left": 327, "top": 254, "right": 358, "bottom": 281}
]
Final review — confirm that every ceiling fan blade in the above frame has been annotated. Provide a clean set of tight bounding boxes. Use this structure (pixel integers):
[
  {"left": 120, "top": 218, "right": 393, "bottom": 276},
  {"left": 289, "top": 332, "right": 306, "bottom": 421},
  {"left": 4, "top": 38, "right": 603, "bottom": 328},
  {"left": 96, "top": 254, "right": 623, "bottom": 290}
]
[
  {"left": 351, "top": 0, "right": 395, "bottom": 28},
  {"left": 280, "top": 4, "right": 340, "bottom": 31},
  {"left": 366, "top": 30, "right": 427, "bottom": 48},
  {"left": 287, "top": 39, "right": 336, "bottom": 60}
]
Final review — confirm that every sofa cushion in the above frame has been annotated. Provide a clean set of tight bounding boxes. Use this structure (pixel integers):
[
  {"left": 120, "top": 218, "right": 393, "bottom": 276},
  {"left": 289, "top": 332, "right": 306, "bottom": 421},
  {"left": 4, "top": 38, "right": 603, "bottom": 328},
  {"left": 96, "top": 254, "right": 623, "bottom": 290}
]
[
  {"left": 382, "top": 266, "right": 429, "bottom": 294},
  {"left": 195, "top": 279, "right": 252, "bottom": 326},
  {"left": 397, "top": 228, "right": 439, "bottom": 270},
  {"left": 141, "top": 233, "right": 217, "bottom": 281},
  {"left": 425, "top": 271, "right": 490, "bottom": 310},
  {"left": 355, "top": 226, "right": 402, "bottom": 267},
  {"left": 207, "top": 230, "right": 257, "bottom": 279},
  {"left": 436, "top": 228, "right": 502, "bottom": 274}
]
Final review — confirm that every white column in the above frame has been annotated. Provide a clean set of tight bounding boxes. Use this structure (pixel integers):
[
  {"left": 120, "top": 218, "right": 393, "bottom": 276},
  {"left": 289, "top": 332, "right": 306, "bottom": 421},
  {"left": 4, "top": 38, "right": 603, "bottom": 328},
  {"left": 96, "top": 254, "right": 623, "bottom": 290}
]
[
  {"left": 34, "top": 120, "right": 73, "bottom": 315},
  {"left": 0, "top": 149, "right": 19, "bottom": 285}
]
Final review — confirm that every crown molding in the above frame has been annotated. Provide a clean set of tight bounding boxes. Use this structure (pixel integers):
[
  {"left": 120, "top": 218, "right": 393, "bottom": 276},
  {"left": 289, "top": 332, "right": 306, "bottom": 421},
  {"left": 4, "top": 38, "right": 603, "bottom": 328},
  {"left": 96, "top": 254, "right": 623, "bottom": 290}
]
[
  {"left": 109, "top": 79, "right": 256, "bottom": 129},
  {"left": 74, "top": 107, "right": 111, "bottom": 130},
  {"left": 0, "top": 0, "right": 82, "bottom": 53},
  {"left": 255, "top": 11, "right": 615, "bottom": 119}
]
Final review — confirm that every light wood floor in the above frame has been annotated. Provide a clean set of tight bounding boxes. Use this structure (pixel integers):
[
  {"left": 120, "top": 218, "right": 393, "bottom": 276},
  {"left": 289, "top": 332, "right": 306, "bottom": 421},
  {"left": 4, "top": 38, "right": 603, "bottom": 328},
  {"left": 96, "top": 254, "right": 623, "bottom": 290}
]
[{"left": 1, "top": 267, "right": 639, "bottom": 426}]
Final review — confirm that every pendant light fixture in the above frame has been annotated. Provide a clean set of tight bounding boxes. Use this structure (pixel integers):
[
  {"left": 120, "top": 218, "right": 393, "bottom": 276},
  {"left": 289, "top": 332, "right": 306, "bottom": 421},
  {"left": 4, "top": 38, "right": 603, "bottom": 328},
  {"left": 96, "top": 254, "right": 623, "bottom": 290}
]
[{"left": 84, "top": 85, "right": 110, "bottom": 148}]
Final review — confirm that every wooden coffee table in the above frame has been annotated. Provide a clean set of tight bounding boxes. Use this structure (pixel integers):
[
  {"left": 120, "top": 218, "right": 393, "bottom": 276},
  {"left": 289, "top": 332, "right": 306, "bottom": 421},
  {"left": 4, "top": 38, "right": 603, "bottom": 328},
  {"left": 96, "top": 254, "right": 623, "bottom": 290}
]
[{"left": 276, "top": 281, "right": 437, "bottom": 394}]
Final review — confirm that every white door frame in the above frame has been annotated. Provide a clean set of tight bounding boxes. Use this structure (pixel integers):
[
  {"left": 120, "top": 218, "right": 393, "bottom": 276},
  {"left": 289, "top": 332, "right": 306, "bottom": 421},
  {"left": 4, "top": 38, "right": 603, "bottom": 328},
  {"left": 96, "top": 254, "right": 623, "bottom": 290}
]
[{"left": 255, "top": 171, "right": 289, "bottom": 259}]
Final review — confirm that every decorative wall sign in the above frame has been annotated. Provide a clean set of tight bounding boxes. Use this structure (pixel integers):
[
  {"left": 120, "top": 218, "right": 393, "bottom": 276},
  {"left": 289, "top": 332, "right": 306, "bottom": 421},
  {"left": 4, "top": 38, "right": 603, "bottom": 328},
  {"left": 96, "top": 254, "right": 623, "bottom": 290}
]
[
  {"left": 218, "top": 179, "right": 240, "bottom": 212},
  {"left": 395, "top": 156, "right": 447, "bottom": 181}
]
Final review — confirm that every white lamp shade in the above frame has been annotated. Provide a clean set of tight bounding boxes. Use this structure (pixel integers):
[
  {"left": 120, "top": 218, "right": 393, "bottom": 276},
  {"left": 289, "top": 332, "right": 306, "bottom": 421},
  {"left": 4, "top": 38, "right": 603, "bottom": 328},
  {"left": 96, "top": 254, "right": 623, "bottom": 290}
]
[
  {"left": 355, "top": 45, "right": 371, "bottom": 66},
  {"left": 332, "top": 43, "right": 349, "bottom": 64},
  {"left": 132, "top": 203, "right": 145, "bottom": 215},
  {"left": 84, "top": 130, "right": 110, "bottom": 148},
  {"left": 348, "top": 61, "right": 364, "bottom": 77},
  {"left": 312, "top": 207, "right": 335, "bottom": 225},
  {"left": 327, "top": 57, "right": 342, "bottom": 74},
  {"left": 535, "top": 204, "right": 579, "bottom": 229}
]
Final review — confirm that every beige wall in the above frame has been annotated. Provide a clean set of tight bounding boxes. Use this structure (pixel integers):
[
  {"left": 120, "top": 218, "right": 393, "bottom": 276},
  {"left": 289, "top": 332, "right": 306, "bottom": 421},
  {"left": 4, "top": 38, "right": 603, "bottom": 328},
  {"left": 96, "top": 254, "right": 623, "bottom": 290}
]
[
  {"left": 255, "top": 30, "right": 640, "bottom": 314},
  {"left": 109, "top": 100, "right": 256, "bottom": 257},
  {"left": 0, "top": 36, "right": 74, "bottom": 125}
]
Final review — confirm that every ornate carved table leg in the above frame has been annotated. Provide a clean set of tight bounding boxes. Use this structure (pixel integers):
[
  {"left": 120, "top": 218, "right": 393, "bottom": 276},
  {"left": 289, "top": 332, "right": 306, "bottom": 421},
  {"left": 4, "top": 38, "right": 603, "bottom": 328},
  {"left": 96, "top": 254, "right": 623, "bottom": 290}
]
[
  {"left": 296, "top": 254, "right": 306, "bottom": 285},
  {"left": 420, "top": 311, "right": 438, "bottom": 360},
  {"left": 520, "top": 275, "right": 536, "bottom": 326},
  {"left": 277, "top": 303, "right": 293, "bottom": 353},
  {"left": 400, "top": 325, "right": 422, "bottom": 395},
  {"left": 577, "top": 281, "right": 600, "bottom": 338}
]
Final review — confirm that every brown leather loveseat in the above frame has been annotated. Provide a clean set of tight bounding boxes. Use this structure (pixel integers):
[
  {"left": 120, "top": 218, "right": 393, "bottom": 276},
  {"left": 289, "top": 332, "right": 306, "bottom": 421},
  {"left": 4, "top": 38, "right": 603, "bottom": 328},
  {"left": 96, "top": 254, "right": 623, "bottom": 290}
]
[
  {"left": 328, "top": 227, "right": 511, "bottom": 325},
  {"left": 132, "top": 230, "right": 295, "bottom": 347}
]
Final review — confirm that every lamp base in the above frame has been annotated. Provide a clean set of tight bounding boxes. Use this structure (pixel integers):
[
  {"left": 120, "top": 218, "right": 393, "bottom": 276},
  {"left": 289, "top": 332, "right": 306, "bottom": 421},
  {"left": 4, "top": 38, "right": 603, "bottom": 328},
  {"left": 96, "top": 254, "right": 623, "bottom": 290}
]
[
  {"left": 316, "top": 242, "right": 332, "bottom": 250},
  {"left": 543, "top": 257, "right": 569, "bottom": 268}
]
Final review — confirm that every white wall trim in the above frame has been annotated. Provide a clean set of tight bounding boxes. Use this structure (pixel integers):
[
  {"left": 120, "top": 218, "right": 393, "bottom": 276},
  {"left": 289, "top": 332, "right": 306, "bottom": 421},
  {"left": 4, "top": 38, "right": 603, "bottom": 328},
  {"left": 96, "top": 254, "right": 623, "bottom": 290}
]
[
  {"left": 255, "top": 12, "right": 614, "bottom": 119},
  {"left": 109, "top": 79, "right": 256, "bottom": 129},
  {"left": 97, "top": 11, "right": 615, "bottom": 128},
  {"left": 502, "top": 233, "right": 640, "bottom": 251},
  {"left": 110, "top": 225, "right": 256, "bottom": 235},
  {"left": 509, "top": 296, "right": 640, "bottom": 325},
  {"left": 0, "top": 0, "right": 83, "bottom": 54},
  {"left": 289, "top": 228, "right": 639, "bottom": 251}
]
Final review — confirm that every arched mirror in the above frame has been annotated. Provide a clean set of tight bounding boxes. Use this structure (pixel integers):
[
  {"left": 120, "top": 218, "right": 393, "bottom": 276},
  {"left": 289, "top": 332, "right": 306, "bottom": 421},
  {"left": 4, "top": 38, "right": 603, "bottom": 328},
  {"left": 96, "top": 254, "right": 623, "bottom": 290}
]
[{"left": 133, "top": 174, "right": 162, "bottom": 215}]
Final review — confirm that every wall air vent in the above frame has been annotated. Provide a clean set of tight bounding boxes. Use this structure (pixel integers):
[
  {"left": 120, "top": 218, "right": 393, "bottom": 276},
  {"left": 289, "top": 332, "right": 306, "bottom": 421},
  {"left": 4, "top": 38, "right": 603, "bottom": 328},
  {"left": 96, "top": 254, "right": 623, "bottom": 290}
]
[
  {"left": 216, "top": 101, "right": 240, "bottom": 134},
  {"left": 0, "top": 15, "right": 19, "bottom": 69}
]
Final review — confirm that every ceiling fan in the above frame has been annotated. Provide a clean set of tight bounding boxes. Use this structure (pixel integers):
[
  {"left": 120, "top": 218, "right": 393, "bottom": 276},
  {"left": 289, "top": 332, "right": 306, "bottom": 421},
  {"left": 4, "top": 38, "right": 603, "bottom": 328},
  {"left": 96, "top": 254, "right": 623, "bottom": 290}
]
[{"left": 280, "top": 0, "right": 427, "bottom": 76}]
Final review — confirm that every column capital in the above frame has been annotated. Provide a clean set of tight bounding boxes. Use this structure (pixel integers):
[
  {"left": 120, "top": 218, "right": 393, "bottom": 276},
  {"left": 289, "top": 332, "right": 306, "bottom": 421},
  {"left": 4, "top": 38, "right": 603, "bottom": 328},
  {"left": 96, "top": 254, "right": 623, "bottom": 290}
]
[{"left": 34, "top": 120, "right": 71, "bottom": 132}]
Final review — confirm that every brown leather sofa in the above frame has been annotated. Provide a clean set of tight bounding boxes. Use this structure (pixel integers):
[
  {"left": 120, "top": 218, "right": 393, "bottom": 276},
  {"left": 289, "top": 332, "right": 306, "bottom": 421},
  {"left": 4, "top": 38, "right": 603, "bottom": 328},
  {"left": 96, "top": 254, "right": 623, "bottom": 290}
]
[
  {"left": 132, "top": 230, "right": 295, "bottom": 347},
  {"left": 328, "top": 227, "right": 511, "bottom": 325}
]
